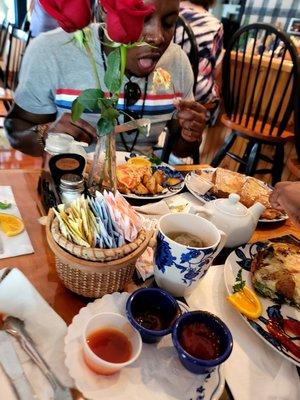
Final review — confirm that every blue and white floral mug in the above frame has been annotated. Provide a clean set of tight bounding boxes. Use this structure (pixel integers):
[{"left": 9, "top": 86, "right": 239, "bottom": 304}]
[{"left": 154, "top": 213, "right": 227, "bottom": 297}]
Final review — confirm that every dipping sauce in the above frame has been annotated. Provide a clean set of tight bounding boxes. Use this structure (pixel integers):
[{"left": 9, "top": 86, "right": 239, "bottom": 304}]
[
  {"left": 87, "top": 328, "right": 132, "bottom": 363},
  {"left": 179, "top": 322, "right": 222, "bottom": 360},
  {"left": 134, "top": 305, "right": 177, "bottom": 331}
]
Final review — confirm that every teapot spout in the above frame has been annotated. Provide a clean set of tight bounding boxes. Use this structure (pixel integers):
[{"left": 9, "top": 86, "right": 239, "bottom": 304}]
[{"left": 249, "top": 201, "right": 266, "bottom": 222}]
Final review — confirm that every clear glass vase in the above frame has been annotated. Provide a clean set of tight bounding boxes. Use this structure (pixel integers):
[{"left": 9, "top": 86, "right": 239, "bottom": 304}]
[{"left": 87, "top": 130, "right": 117, "bottom": 194}]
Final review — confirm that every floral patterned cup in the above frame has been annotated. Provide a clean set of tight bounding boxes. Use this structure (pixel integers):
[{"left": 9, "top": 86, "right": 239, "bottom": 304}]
[{"left": 154, "top": 213, "right": 226, "bottom": 297}]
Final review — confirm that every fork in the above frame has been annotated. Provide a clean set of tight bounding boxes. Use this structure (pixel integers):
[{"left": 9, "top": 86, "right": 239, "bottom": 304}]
[{"left": 3, "top": 316, "right": 73, "bottom": 400}]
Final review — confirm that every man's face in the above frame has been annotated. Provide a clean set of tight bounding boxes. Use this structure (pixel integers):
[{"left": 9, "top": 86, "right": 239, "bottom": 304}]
[{"left": 125, "top": 0, "right": 179, "bottom": 77}]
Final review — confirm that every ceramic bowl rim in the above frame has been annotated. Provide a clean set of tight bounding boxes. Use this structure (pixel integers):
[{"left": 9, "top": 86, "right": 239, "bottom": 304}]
[
  {"left": 126, "top": 287, "right": 180, "bottom": 337},
  {"left": 172, "top": 310, "right": 233, "bottom": 367}
]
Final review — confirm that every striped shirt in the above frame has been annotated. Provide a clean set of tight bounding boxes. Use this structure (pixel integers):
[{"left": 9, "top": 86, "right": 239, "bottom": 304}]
[
  {"left": 178, "top": 2, "right": 224, "bottom": 123},
  {"left": 14, "top": 24, "right": 194, "bottom": 153}
]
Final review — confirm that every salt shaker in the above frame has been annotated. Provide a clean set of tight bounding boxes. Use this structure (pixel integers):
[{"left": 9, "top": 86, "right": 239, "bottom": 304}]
[{"left": 59, "top": 174, "right": 85, "bottom": 206}]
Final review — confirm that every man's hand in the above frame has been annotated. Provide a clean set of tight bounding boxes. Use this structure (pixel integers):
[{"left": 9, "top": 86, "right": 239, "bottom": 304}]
[
  {"left": 269, "top": 181, "right": 300, "bottom": 227},
  {"left": 49, "top": 113, "right": 97, "bottom": 144},
  {"left": 177, "top": 100, "right": 207, "bottom": 142}
]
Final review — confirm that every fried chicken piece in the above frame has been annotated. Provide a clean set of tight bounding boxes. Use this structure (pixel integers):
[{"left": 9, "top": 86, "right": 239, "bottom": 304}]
[
  {"left": 144, "top": 175, "right": 157, "bottom": 194},
  {"left": 153, "top": 170, "right": 165, "bottom": 185},
  {"left": 261, "top": 208, "right": 282, "bottom": 220},
  {"left": 156, "top": 183, "right": 164, "bottom": 193},
  {"left": 117, "top": 182, "right": 131, "bottom": 194},
  {"left": 133, "top": 183, "right": 149, "bottom": 195},
  {"left": 142, "top": 170, "right": 153, "bottom": 186}
]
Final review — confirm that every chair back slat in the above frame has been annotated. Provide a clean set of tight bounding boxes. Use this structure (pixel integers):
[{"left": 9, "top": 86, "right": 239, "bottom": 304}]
[
  {"left": 223, "top": 23, "right": 298, "bottom": 138},
  {"left": 230, "top": 40, "right": 239, "bottom": 116},
  {"left": 233, "top": 30, "right": 249, "bottom": 120},
  {"left": 270, "top": 69, "right": 294, "bottom": 136},
  {"left": 260, "top": 47, "right": 287, "bottom": 133},
  {"left": 251, "top": 34, "right": 279, "bottom": 132},
  {"left": 237, "top": 29, "right": 259, "bottom": 125},
  {"left": 4, "top": 27, "right": 31, "bottom": 91},
  {"left": 244, "top": 30, "right": 268, "bottom": 127}
]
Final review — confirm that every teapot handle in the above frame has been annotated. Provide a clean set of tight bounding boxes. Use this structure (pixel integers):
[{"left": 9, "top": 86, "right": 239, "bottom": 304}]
[{"left": 189, "top": 205, "right": 213, "bottom": 220}]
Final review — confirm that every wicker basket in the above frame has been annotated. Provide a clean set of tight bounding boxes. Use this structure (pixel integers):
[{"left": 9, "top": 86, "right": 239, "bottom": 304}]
[
  {"left": 46, "top": 210, "right": 151, "bottom": 298},
  {"left": 51, "top": 215, "right": 148, "bottom": 262}
]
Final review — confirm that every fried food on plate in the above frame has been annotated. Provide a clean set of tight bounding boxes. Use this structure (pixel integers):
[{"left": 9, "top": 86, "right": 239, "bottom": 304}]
[
  {"left": 116, "top": 160, "right": 168, "bottom": 196},
  {"left": 152, "top": 170, "right": 164, "bottom": 185},
  {"left": 251, "top": 242, "right": 300, "bottom": 308}
]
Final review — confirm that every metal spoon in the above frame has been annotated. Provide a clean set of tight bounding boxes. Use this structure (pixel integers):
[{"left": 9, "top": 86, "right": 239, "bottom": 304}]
[{"left": 3, "top": 316, "right": 73, "bottom": 400}]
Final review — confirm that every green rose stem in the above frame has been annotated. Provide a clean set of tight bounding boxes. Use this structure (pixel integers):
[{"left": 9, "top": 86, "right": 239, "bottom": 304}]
[
  {"left": 72, "top": 30, "right": 136, "bottom": 194},
  {"left": 119, "top": 45, "right": 127, "bottom": 90},
  {"left": 84, "top": 40, "right": 101, "bottom": 91},
  {"left": 97, "top": 44, "right": 127, "bottom": 193}
]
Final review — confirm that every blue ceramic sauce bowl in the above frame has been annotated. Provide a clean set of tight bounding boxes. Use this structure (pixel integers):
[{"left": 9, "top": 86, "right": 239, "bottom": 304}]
[
  {"left": 172, "top": 311, "right": 233, "bottom": 374},
  {"left": 126, "top": 288, "right": 181, "bottom": 343}
]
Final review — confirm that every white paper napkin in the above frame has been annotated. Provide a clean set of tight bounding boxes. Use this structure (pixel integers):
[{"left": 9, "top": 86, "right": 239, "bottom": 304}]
[
  {"left": 187, "top": 266, "right": 300, "bottom": 400},
  {"left": 134, "top": 200, "right": 171, "bottom": 216},
  {"left": 0, "top": 186, "right": 34, "bottom": 259},
  {"left": 0, "top": 268, "right": 73, "bottom": 400},
  {"left": 187, "top": 172, "right": 213, "bottom": 195}
]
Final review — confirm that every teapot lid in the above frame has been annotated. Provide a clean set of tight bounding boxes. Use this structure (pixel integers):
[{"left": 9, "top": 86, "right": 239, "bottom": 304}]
[{"left": 214, "top": 193, "right": 248, "bottom": 216}]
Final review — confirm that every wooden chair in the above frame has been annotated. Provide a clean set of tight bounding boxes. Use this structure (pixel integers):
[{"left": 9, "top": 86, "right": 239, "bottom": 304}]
[
  {"left": 0, "top": 26, "right": 31, "bottom": 114},
  {"left": 161, "top": 16, "right": 200, "bottom": 164},
  {"left": 0, "top": 20, "right": 12, "bottom": 81},
  {"left": 211, "top": 23, "right": 299, "bottom": 185}
]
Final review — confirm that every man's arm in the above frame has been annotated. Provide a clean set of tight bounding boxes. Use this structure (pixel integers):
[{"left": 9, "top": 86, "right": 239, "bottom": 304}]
[
  {"left": 4, "top": 103, "right": 56, "bottom": 156},
  {"left": 5, "top": 103, "right": 97, "bottom": 157}
]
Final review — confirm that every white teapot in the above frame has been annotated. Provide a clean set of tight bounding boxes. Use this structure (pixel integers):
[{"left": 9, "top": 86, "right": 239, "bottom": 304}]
[{"left": 194, "top": 193, "right": 265, "bottom": 248}]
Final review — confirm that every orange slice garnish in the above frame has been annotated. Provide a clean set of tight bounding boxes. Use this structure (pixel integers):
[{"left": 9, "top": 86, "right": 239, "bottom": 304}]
[
  {"left": 127, "top": 157, "right": 151, "bottom": 168},
  {"left": 0, "top": 213, "right": 24, "bottom": 237},
  {"left": 227, "top": 286, "right": 262, "bottom": 319}
]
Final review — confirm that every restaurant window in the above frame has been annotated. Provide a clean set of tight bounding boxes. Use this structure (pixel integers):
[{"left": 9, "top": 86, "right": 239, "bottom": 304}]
[
  {"left": 0, "top": 0, "right": 16, "bottom": 23},
  {"left": 212, "top": 1, "right": 246, "bottom": 48},
  {"left": 241, "top": 0, "right": 300, "bottom": 31}
]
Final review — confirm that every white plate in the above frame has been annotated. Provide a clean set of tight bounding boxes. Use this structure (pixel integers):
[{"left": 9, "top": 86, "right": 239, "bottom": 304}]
[
  {"left": 117, "top": 153, "right": 185, "bottom": 201},
  {"left": 185, "top": 170, "right": 289, "bottom": 223},
  {"left": 0, "top": 186, "right": 34, "bottom": 259},
  {"left": 65, "top": 292, "right": 225, "bottom": 400},
  {"left": 89, "top": 151, "right": 185, "bottom": 200},
  {"left": 224, "top": 243, "right": 300, "bottom": 367}
]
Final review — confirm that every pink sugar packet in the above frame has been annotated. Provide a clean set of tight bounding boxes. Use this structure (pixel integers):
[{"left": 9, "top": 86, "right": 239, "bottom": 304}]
[
  {"left": 135, "top": 247, "right": 154, "bottom": 281},
  {"left": 103, "top": 191, "right": 142, "bottom": 242}
]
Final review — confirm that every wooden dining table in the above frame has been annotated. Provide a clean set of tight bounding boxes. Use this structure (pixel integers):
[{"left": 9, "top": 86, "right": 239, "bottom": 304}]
[{"left": 1, "top": 166, "right": 300, "bottom": 400}]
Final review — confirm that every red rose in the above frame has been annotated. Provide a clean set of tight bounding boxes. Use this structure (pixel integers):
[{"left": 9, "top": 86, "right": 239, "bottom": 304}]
[
  {"left": 100, "top": 0, "right": 155, "bottom": 44},
  {"left": 39, "top": 0, "right": 92, "bottom": 33}
]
